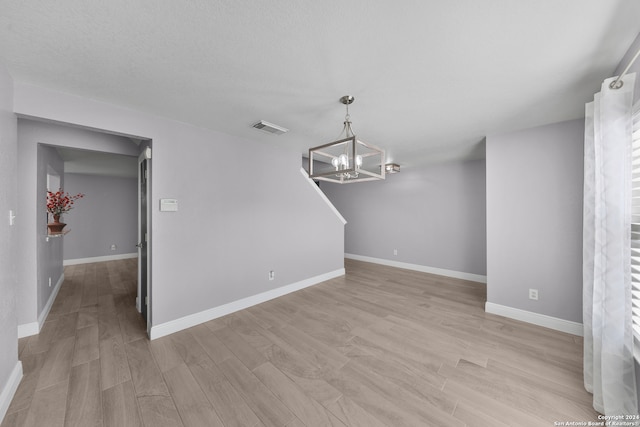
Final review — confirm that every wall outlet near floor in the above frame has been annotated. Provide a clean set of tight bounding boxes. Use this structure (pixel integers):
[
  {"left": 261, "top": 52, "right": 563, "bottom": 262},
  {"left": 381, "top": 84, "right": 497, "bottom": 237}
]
[
  {"left": 269, "top": 270, "right": 275, "bottom": 281},
  {"left": 110, "top": 244, "right": 117, "bottom": 251},
  {"left": 529, "top": 288, "right": 538, "bottom": 300},
  {"left": 393, "top": 249, "right": 398, "bottom": 256},
  {"left": 48, "top": 277, "right": 52, "bottom": 287}
]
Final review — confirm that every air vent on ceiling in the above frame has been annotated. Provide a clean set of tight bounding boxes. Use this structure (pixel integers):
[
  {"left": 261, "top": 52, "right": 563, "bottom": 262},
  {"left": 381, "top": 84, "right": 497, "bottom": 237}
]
[{"left": 252, "top": 120, "right": 289, "bottom": 135}]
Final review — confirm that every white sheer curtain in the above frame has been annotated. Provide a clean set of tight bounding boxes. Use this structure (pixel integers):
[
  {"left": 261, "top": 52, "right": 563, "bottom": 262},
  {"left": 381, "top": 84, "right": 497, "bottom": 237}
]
[{"left": 583, "top": 73, "right": 638, "bottom": 416}]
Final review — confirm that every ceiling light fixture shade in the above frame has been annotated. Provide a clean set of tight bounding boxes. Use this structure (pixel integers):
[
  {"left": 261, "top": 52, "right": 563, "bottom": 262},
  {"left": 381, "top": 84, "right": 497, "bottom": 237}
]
[
  {"left": 308, "top": 96, "right": 385, "bottom": 184},
  {"left": 385, "top": 163, "right": 400, "bottom": 173}
]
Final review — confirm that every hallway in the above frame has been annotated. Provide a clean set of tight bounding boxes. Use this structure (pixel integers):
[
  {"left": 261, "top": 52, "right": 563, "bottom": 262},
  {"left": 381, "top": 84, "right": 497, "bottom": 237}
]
[{"left": 3, "top": 259, "right": 145, "bottom": 426}]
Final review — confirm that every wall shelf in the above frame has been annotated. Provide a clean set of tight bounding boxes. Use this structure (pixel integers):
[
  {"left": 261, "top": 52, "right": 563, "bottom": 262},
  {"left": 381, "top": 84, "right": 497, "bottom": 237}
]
[{"left": 46, "top": 229, "right": 70, "bottom": 242}]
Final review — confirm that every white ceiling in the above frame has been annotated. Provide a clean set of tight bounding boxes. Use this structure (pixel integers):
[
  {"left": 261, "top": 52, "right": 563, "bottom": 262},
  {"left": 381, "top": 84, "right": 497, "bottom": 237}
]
[{"left": 1, "top": 1, "right": 640, "bottom": 166}]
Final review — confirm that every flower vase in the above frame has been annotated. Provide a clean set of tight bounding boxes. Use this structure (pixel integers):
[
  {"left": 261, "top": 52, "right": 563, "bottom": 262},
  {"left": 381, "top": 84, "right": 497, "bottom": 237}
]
[{"left": 48, "top": 214, "right": 66, "bottom": 234}]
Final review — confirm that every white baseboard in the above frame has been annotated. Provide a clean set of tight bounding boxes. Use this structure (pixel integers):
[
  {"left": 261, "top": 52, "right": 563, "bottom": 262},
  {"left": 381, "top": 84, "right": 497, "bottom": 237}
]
[
  {"left": 63, "top": 252, "right": 138, "bottom": 266},
  {"left": 345, "top": 253, "right": 487, "bottom": 283},
  {"left": 485, "top": 302, "right": 583, "bottom": 336},
  {"left": 17, "top": 273, "right": 65, "bottom": 338},
  {"left": 38, "top": 273, "right": 65, "bottom": 326},
  {"left": 0, "top": 361, "right": 23, "bottom": 424},
  {"left": 150, "top": 268, "right": 345, "bottom": 340},
  {"left": 17, "top": 322, "right": 38, "bottom": 338}
]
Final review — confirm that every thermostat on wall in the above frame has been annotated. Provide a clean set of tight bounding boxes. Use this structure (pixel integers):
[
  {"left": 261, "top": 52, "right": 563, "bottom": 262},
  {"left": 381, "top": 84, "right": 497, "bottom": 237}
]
[{"left": 160, "top": 199, "right": 178, "bottom": 212}]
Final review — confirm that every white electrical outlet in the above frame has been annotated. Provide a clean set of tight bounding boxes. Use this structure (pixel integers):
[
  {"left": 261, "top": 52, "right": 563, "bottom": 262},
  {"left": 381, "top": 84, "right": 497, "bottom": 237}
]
[
  {"left": 393, "top": 249, "right": 398, "bottom": 256},
  {"left": 111, "top": 244, "right": 117, "bottom": 251},
  {"left": 529, "top": 289, "right": 538, "bottom": 300},
  {"left": 48, "top": 277, "right": 52, "bottom": 287},
  {"left": 269, "top": 270, "right": 275, "bottom": 281}
]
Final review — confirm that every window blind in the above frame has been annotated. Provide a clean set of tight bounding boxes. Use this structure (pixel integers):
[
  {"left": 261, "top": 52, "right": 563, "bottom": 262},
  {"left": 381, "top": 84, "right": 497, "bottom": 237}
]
[{"left": 631, "top": 103, "right": 640, "bottom": 337}]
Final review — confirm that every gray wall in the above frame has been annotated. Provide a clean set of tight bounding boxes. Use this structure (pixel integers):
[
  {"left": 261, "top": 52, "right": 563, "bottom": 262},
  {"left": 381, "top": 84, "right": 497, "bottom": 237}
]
[
  {"left": 322, "top": 159, "right": 487, "bottom": 276},
  {"left": 486, "top": 119, "right": 584, "bottom": 323},
  {"left": 36, "top": 144, "right": 64, "bottom": 315},
  {"left": 63, "top": 173, "right": 138, "bottom": 260},
  {"left": 14, "top": 84, "right": 345, "bottom": 332},
  {"left": 0, "top": 64, "right": 19, "bottom": 421},
  {"left": 17, "top": 119, "right": 140, "bottom": 327}
]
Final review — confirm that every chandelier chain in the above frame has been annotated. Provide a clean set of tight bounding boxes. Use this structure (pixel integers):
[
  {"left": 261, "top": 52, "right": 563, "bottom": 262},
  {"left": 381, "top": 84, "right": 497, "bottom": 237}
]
[{"left": 342, "top": 101, "right": 355, "bottom": 138}]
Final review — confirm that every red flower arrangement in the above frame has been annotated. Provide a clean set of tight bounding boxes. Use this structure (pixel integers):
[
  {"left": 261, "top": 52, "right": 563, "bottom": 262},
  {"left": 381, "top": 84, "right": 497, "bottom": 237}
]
[{"left": 46, "top": 189, "right": 85, "bottom": 218}]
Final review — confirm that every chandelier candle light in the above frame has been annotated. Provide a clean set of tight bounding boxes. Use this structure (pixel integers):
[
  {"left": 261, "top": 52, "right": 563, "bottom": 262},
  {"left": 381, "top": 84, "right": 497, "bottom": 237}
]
[{"left": 308, "top": 95, "right": 386, "bottom": 184}]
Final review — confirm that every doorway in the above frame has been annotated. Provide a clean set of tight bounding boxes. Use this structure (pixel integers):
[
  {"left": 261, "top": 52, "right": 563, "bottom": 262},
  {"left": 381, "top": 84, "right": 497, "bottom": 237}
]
[{"left": 24, "top": 118, "right": 153, "bottom": 336}]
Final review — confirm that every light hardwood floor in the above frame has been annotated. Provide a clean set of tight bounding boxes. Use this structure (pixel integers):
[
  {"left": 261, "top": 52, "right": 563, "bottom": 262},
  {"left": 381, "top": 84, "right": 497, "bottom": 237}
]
[{"left": 2, "top": 258, "right": 598, "bottom": 427}]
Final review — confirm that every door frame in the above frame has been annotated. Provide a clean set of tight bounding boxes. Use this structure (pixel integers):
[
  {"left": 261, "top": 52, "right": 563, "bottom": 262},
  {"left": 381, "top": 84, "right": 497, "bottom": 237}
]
[{"left": 137, "top": 146, "right": 152, "bottom": 333}]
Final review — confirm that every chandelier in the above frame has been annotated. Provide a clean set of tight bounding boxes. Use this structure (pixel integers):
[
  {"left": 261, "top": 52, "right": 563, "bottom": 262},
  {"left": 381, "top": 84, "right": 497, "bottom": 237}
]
[{"left": 308, "top": 95, "right": 386, "bottom": 184}]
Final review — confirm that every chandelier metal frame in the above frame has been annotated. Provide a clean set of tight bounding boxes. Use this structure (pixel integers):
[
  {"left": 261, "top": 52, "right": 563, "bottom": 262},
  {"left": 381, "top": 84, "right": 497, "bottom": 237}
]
[{"left": 308, "top": 96, "right": 386, "bottom": 184}]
